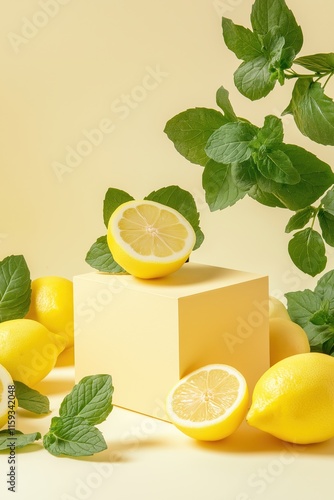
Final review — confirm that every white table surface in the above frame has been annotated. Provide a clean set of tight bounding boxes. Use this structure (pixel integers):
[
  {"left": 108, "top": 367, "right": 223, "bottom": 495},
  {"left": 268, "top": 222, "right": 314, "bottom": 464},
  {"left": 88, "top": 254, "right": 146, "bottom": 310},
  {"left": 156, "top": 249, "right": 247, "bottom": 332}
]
[{"left": 1, "top": 349, "right": 334, "bottom": 500}]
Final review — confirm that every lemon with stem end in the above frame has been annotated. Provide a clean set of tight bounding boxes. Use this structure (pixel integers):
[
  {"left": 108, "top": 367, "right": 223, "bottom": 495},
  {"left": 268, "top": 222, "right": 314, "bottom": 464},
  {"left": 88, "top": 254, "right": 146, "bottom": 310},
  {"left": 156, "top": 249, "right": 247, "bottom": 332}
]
[
  {"left": 0, "top": 319, "right": 66, "bottom": 387},
  {"left": 247, "top": 352, "right": 334, "bottom": 444},
  {"left": 25, "top": 276, "right": 74, "bottom": 348}
]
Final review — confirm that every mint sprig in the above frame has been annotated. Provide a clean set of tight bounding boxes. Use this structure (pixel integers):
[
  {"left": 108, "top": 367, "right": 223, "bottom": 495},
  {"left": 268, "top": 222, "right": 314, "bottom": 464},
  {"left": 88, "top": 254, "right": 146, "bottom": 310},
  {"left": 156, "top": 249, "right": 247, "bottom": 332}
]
[
  {"left": 164, "top": 0, "right": 334, "bottom": 277},
  {"left": 0, "top": 255, "right": 31, "bottom": 322},
  {"left": 285, "top": 270, "right": 334, "bottom": 355},
  {"left": 43, "top": 374, "right": 114, "bottom": 457},
  {"left": 0, "top": 375, "right": 114, "bottom": 457}
]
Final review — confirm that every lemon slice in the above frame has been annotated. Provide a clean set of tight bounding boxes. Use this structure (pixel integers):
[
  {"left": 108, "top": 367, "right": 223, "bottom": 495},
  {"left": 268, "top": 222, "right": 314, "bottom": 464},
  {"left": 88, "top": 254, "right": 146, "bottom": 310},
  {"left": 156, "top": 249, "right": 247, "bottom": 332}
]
[
  {"left": 166, "top": 364, "right": 249, "bottom": 441},
  {"left": 0, "top": 363, "right": 16, "bottom": 429},
  {"left": 107, "top": 200, "right": 196, "bottom": 279}
]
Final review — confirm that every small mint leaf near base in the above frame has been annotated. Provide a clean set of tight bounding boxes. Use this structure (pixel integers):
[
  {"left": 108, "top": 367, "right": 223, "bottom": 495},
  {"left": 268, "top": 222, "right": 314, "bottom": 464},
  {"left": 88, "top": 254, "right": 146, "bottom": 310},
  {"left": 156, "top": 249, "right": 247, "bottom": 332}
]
[
  {"left": 43, "top": 417, "right": 107, "bottom": 457},
  {"left": 0, "top": 430, "right": 41, "bottom": 450},
  {"left": 14, "top": 381, "right": 50, "bottom": 414},
  {"left": 59, "top": 374, "right": 113, "bottom": 426}
]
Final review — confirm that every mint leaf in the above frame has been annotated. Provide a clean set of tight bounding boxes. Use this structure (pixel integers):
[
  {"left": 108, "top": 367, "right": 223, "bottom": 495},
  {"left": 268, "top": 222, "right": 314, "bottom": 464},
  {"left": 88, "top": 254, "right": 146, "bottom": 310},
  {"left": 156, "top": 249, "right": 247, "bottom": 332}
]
[
  {"left": 164, "top": 108, "right": 227, "bottom": 167},
  {"left": 286, "top": 271, "right": 334, "bottom": 352},
  {"left": 314, "top": 270, "right": 334, "bottom": 308},
  {"left": 285, "top": 206, "right": 315, "bottom": 233},
  {"left": 266, "top": 144, "right": 334, "bottom": 210},
  {"left": 257, "top": 115, "right": 284, "bottom": 147},
  {"left": 250, "top": 0, "right": 303, "bottom": 60},
  {"left": 226, "top": 0, "right": 303, "bottom": 100},
  {"left": 318, "top": 209, "right": 334, "bottom": 246},
  {"left": 263, "top": 27, "right": 285, "bottom": 71},
  {"left": 288, "top": 228, "right": 327, "bottom": 276},
  {"left": 284, "top": 78, "right": 334, "bottom": 146},
  {"left": 285, "top": 289, "right": 322, "bottom": 328},
  {"left": 14, "top": 381, "right": 50, "bottom": 415},
  {"left": 103, "top": 188, "right": 134, "bottom": 227},
  {"left": 231, "top": 158, "right": 258, "bottom": 191},
  {"left": 203, "top": 160, "right": 247, "bottom": 211},
  {"left": 0, "top": 430, "right": 41, "bottom": 450},
  {"left": 85, "top": 236, "right": 127, "bottom": 274},
  {"left": 0, "top": 255, "right": 31, "bottom": 323},
  {"left": 145, "top": 185, "right": 204, "bottom": 250},
  {"left": 222, "top": 17, "right": 262, "bottom": 61},
  {"left": 257, "top": 149, "right": 300, "bottom": 184},
  {"left": 305, "top": 323, "right": 334, "bottom": 348},
  {"left": 216, "top": 86, "right": 237, "bottom": 122},
  {"left": 294, "top": 53, "right": 334, "bottom": 73},
  {"left": 59, "top": 374, "right": 113, "bottom": 426},
  {"left": 234, "top": 57, "right": 275, "bottom": 100},
  {"left": 248, "top": 182, "right": 285, "bottom": 208},
  {"left": 205, "top": 122, "right": 257, "bottom": 164},
  {"left": 43, "top": 416, "right": 107, "bottom": 457},
  {"left": 321, "top": 187, "right": 334, "bottom": 216}
]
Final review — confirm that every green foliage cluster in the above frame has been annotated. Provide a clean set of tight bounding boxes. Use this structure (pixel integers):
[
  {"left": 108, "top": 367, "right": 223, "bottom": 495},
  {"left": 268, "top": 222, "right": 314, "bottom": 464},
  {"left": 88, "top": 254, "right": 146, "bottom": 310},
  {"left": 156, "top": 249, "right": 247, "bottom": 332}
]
[
  {"left": 286, "top": 270, "right": 334, "bottom": 355},
  {"left": 164, "top": 0, "right": 334, "bottom": 277}
]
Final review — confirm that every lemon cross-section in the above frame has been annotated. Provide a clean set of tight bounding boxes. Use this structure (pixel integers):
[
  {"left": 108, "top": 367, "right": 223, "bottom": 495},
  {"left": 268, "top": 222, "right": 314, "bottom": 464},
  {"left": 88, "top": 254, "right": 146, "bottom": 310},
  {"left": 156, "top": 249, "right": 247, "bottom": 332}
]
[
  {"left": 166, "top": 364, "right": 249, "bottom": 441},
  {"left": 107, "top": 200, "right": 196, "bottom": 279}
]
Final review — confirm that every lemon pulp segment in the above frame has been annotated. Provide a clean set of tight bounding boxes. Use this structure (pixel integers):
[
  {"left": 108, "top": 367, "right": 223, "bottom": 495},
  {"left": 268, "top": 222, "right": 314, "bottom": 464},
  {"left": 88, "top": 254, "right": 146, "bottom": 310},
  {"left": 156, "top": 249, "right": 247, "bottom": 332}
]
[
  {"left": 171, "top": 369, "right": 240, "bottom": 422},
  {"left": 118, "top": 204, "right": 189, "bottom": 258}
]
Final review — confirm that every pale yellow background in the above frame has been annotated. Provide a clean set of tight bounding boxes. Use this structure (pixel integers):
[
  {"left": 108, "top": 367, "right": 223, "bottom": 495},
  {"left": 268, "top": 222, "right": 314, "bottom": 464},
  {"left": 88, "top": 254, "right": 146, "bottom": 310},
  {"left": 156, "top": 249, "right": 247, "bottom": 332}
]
[{"left": 1, "top": 0, "right": 334, "bottom": 299}]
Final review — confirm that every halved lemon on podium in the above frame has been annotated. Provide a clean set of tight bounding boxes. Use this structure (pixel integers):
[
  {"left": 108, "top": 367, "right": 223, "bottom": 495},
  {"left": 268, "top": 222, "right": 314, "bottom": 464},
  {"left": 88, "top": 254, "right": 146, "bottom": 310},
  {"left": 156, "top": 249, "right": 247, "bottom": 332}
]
[
  {"left": 107, "top": 200, "right": 196, "bottom": 279},
  {"left": 166, "top": 364, "right": 249, "bottom": 441}
]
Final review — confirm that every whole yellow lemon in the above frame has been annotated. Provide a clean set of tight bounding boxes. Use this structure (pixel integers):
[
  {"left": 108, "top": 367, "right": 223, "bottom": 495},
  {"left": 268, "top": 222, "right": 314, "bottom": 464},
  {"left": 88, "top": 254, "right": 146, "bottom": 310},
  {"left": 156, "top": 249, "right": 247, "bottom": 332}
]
[
  {"left": 25, "top": 276, "right": 74, "bottom": 348},
  {"left": 269, "top": 317, "right": 310, "bottom": 366},
  {"left": 247, "top": 352, "right": 334, "bottom": 444},
  {"left": 0, "top": 318, "right": 65, "bottom": 387},
  {"left": 268, "top": 296, "right": 290, "bottom": 320}
]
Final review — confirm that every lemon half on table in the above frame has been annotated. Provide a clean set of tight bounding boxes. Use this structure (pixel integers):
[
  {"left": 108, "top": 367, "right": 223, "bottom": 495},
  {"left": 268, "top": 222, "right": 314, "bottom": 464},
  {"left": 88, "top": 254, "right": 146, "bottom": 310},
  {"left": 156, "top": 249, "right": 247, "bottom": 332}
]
[
  {"left": 166, "top": 364, "right": 249, "bottom": 441},
  {"left": 107, "top": 200, "right": 196, "bottom": 279}
]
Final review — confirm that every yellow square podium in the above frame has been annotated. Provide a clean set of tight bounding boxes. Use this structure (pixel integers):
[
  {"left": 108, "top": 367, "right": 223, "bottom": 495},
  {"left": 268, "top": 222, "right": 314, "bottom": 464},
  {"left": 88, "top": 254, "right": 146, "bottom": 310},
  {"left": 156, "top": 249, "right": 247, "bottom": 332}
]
[{"left": 74, "top": 262, "right": 269, "bottom": 421}]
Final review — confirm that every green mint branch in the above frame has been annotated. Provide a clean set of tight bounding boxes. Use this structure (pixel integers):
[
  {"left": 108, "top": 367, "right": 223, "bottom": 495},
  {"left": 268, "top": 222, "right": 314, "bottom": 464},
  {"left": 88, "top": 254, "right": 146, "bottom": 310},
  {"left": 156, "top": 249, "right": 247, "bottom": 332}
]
[
  {"left": 164, "top": 0, "right": 334, "bottom": 277},
  {"left": 0, "top": 375, "right": 114, "bottom": 458}
]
